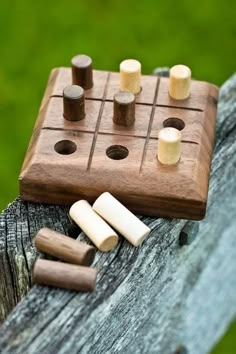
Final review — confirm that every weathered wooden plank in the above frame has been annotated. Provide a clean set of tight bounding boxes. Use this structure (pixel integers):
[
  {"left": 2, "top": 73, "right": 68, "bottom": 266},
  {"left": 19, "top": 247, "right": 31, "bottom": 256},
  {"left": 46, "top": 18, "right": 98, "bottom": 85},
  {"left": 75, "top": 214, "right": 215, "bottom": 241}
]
[{"left": 0, "top": 73, "right": 235, "bottom": 354}]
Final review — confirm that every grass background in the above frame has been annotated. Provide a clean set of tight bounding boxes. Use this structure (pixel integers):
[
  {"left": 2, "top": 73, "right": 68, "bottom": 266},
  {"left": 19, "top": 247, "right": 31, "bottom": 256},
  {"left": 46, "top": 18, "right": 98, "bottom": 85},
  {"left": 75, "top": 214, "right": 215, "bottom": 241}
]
[{"left": 0, "top": 0, "right": 235, "bottom": 351}]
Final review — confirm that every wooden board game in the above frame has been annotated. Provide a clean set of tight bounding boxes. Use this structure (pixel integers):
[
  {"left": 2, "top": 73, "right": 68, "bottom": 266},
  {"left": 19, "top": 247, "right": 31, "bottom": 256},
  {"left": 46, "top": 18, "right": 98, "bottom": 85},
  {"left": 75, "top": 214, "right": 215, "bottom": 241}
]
[{"left": 19, "top": 67, "right": 219, "bottom": 220}]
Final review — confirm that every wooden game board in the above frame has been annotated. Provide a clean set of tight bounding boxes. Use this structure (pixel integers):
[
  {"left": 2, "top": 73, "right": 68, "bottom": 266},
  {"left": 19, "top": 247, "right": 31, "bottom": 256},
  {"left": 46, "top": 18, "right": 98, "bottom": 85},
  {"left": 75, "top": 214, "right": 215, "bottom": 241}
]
[{"left": 19, "top": 68, "right": 219, "bottom": 220}]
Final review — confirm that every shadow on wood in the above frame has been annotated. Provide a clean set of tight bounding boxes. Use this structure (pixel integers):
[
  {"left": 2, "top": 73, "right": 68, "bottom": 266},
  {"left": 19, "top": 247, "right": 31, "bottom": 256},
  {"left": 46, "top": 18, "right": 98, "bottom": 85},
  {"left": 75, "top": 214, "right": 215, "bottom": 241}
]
[{"left": 0, "top": 73, "right": 235, "bottom": 354}]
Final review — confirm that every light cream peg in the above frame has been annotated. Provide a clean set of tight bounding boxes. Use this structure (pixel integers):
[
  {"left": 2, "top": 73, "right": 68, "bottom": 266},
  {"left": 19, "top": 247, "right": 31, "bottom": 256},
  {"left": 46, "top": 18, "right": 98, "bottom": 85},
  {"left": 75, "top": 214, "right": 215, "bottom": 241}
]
[
  {"left": 157, "top": 127, "right": 181, "bottom": 165},
  {"left": 120, "top": 59, "right": 141, "bottom": 94},
  {"left": 169, "top": 65, "right": 191, "bottom": 100},
  {"left": 69, "top": 200, "right": 118, "bottom": 252},
  {"left": 93, "top": 192, "right": 151, "bottom": 247}
]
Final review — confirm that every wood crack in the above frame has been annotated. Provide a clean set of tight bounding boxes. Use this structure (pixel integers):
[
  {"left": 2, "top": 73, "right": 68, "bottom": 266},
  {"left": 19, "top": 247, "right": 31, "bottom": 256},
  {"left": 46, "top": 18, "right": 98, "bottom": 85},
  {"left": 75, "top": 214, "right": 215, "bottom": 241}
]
[{"left": 4, "top": 214, "right": 17, "bottom": 306}]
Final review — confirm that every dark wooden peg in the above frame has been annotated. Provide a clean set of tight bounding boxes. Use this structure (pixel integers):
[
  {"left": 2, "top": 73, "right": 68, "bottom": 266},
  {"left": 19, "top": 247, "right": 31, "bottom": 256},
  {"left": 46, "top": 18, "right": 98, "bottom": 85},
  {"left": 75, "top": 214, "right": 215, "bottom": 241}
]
[
  {"left": 34, "top": 228, "right": 95, "bottom": 266},
  {"left": 113, "top": 91, "right": 135, "bottom": 127},
  {"left": 71, "top": 54, "right": 93, "bottom": 90},
  {"left": 63, "top": 85, "right": 85, "bottom": 121},
  {"left": 32, "top": 259, "right": 97, "bottom": 292}
]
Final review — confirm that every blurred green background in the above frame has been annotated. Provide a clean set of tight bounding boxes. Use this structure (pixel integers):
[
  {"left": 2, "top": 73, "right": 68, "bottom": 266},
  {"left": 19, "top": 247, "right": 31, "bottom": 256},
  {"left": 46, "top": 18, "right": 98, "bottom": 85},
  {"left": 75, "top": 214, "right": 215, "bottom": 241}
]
[{"left": 0, "top": 0, "right": 235, "bottom": 351}]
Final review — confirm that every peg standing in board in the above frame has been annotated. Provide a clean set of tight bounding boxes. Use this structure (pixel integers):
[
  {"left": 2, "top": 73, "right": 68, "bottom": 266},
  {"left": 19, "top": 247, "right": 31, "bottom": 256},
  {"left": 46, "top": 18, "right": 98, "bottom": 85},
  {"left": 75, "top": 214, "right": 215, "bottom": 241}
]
[
  {"left": 157, "top": 127, "right": 182, "bottom": 165},
  {"left": 34, "top": 228, "right": 95, "bottom": 266},
  {"left": 169, "top": 65, "right": 191, "bottom": 100},
  {"left": 93, "top": 192, "right": 151, "bottom": 247},
  {"left": 120, "top": 59, "right": 141, "bottom": 94},
  {"left": 113, "top": 91, "right": 136, "bottom": 127},
  {"left": 71, "top": 54, "right": 93, "bottom": 90},
  {"left": 63, "top": 85, "right": 85, "bottom": 121},
  {"left": 69, "top": 200, "right": 118, "bottom": 252}
]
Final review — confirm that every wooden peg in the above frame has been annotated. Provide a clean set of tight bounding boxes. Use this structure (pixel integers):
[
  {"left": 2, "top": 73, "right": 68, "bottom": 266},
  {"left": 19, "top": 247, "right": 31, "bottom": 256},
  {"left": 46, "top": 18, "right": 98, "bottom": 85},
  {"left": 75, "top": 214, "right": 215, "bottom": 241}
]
[
  {"left": 157, "top": 127, "right": 182, "bottom": 165},
  {"left": 63, "top": 85, "right": 85, "bottom": 121},
  {"left": 34, "top": 228, "right": 95, "bottom": 266},
  {"left": 93, "top": 192, "right": 151, "bottom": 247},
  {"left": 120, "top": 59, "right": 141, "bottom": 94},
  {"left": 69, "top": 200, "right": 118, "bottom": 252},
  {"left": 32, "top": 259, "right": 96, "bottom": 292},
  {"left": 169, "top": 65, "right": 191, "bottom": 100},
  {"left": 113, "top": 91, "right": 136, "bottom": 127},
  {"left": 71, "top": 54, "right": 93, "bottom": 90}
]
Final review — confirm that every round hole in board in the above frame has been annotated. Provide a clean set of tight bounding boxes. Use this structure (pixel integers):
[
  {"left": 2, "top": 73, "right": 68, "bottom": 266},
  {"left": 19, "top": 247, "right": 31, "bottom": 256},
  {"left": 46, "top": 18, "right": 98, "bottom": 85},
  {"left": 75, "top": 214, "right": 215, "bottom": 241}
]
[
  {"left": 163, "top": 117, "right": 185, "bottom": 131},
  {"left": 106, "top": 145, "right": 129, "bottom": 160},
  {"left": 54, "top": 140, "right": 77, "bottom": 155}
]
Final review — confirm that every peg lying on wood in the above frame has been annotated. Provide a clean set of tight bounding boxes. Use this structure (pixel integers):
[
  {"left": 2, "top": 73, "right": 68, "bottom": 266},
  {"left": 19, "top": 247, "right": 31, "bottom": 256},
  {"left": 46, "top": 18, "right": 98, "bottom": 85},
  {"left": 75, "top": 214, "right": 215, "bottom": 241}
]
[
  {"left": 69, "top": 200, "right": 118, "bottom": 252},
  {"left": 34, "top": 227, "right": 95, "bottom": 266},
  {"left": 93, "top": 192, "right": 151, "bottom": 247},
  {"left": 32, "top": 259, "right": 97, "bottom": 292}
]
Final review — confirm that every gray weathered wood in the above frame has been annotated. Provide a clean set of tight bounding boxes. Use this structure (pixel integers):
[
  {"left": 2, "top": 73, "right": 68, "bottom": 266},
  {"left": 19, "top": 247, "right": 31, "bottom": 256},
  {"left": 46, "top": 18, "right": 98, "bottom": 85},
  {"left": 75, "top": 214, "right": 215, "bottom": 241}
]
[{"left": 0, "top": 73, "right": 236, "bottom": 354}]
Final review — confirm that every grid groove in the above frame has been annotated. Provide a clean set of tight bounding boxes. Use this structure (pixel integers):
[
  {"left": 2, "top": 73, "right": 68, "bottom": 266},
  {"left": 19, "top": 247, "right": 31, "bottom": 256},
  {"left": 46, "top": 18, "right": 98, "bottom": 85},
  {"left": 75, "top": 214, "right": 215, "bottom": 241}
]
[
  {"left": 86, "top": 72, "right": 111, "bottom": 171},
  {"left": 139, "top": 76, "right": 160, "bottom": 173}
]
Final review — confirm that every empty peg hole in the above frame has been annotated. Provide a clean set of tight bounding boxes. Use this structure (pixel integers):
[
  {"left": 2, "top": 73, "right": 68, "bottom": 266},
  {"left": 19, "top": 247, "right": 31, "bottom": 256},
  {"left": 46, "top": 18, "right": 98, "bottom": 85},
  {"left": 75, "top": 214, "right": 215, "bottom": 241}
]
[
  {"left": 106, "top": 145, "right": 129, "bottom": 160},
  {"left": 54, "top": 140, "right": 77, "bottom": 155},
  {"left": 163, "top": 117, "right": 185, "bottom": 131}
]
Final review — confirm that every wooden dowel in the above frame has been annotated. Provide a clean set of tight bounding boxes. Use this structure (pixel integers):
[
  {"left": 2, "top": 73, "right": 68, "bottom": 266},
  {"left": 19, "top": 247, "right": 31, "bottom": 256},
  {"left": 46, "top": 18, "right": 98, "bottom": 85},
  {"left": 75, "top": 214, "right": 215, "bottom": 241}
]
[
  {"left": 34, "top": 228, "right": 95, "bottom": 266},
  {"left": 113, "top": 91, "right": 136, "bottom": 127},
  {"left": 71, "top": 54, "right": 93, "bottom": 90},
  {"left": 169, "top": 65, "right": 191, "bottom": 100},
  {"left": 120, "top": 59, "right": 141, "bottom": 94},
  {"left": 32, "top": 259, "right": 96, "bottom": 292},
  {"left": 63, "top": 85, "right": 85, "bottom": 121},
  {"left": 157, "top": 127, "right": 182, "bottom": 165},
  {"left": 93, "top": 192, "right": 151, "bottom": 247},
  {"left": 69, "top": 200, "right": 119, "bottom": 252}
]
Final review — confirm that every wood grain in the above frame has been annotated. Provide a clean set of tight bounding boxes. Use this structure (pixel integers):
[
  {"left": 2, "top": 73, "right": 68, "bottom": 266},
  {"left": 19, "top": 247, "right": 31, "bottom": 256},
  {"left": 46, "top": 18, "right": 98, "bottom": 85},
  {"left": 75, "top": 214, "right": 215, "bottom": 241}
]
[
  {"left": 106, "top": 71, "right": 158, "bottom": 104},
  {"left": 50, "top": 67, "right": 108, "bottom": 99},
  {"left": 113, "top": 91, "right": 136, "bottom": 127},
  {"left": 34, "top": 227, "right": 96, "bottom": 266},
  {"left": 19, "top": 68, "right": 219, "bottom": 220},
  {"left": 156, "top": 77, "right": 217, "bottom": 110},
  {"left": 32, "top": 259, "right": 97, "bottom": 292},
  {"left": 71, "top": 55, "right": 93, "bottom": 90},
  {"left": 0, "top": 73, "right": 235, "bottom": 354}
]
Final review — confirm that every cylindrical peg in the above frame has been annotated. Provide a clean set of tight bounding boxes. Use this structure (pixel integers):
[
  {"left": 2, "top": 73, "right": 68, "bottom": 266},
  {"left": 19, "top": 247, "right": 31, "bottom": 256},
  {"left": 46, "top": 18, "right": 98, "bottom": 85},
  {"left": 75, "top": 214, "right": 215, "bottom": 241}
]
[
  {"left": 93, "top": 192, "right": 151, "bottom": 247},
  {"left": 32, "top": 259, "right": 96, "bottom": 292},
  {"left": 113, "top": 91, "right": 136, "bottom": 127},
  {"left": 69, "top": 200, "right": 118, "bottom": 252},
  {"left": 157, "top": 127, "right": 182, "bottom": 165},
  {"left": 71, "top": 54, "right": 93, "bottom": 90},
  {"left": 169, "top": 65, "right": 191, "bottom": 100},
  {"left": 120, "top": 59, "right": 141, "bottom": 94},
  {"left": 63, "top": 85, "right": 85, "bottom": 121},
  {"left": 34, "top": 228, "right": 95, "bottom": 266}
]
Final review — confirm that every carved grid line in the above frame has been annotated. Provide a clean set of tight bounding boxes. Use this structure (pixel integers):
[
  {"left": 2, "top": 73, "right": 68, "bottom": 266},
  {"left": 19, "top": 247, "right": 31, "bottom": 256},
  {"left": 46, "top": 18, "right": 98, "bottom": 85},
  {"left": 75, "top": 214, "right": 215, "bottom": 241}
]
[
  {"left": 86, "top": 72, "right": 111, "bottom": 171},
  {"left": 48, "top": 71, "right": 204, "bottom": 170},
  {"left": 139, "top": 76, "right": 160, "bottom": 173}
]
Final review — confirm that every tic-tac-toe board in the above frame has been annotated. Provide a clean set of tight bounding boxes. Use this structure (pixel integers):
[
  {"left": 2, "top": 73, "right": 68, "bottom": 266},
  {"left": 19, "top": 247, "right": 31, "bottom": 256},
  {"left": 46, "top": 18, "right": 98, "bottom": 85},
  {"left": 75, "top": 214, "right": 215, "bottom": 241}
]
[{"left": 19, "top": 68, "right": 219, "bottom": 220}]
